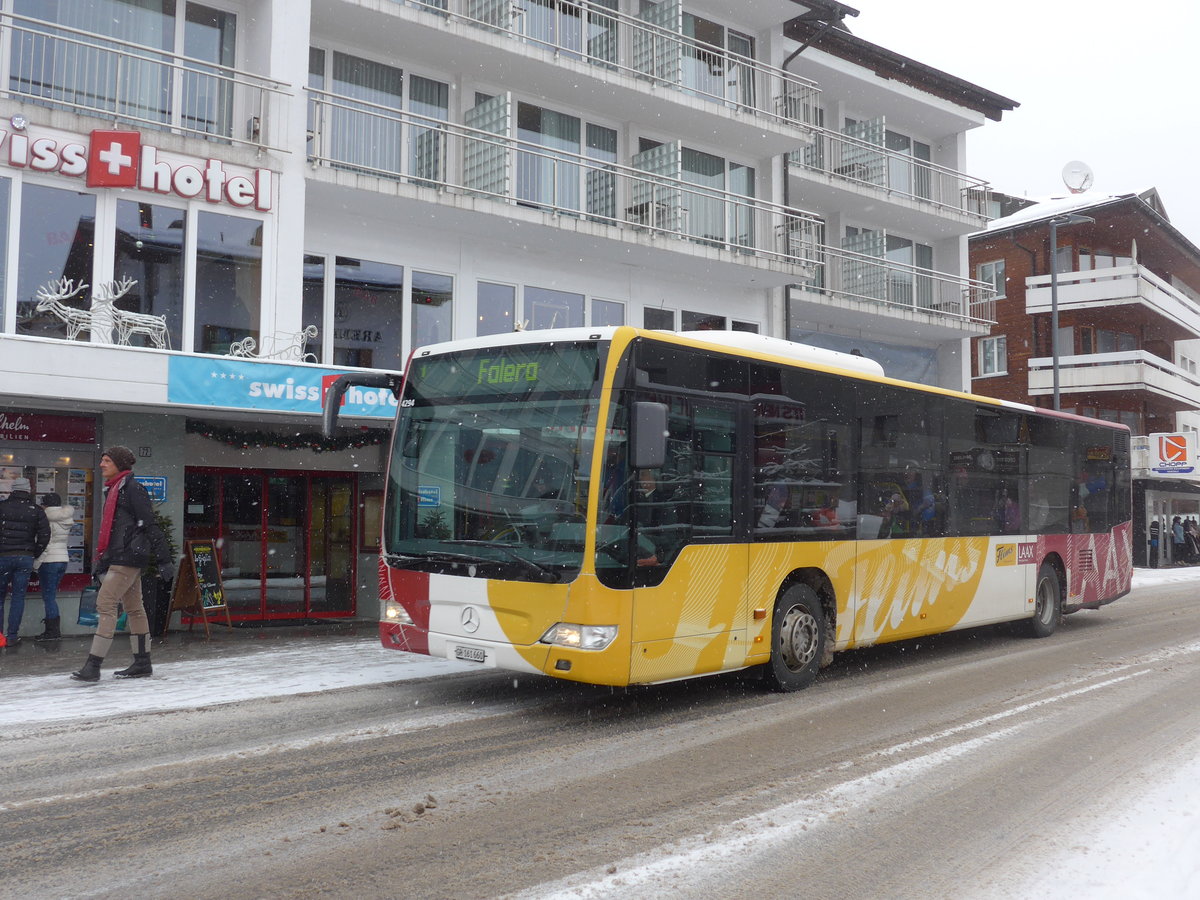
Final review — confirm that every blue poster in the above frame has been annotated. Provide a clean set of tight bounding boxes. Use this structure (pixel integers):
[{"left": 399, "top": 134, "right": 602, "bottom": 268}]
[
  {"left": 135, "top": 476, "right": 167, "bottom": 502},
  {"left": 168, "top": 357, "right": 398, "bottom": 419}
]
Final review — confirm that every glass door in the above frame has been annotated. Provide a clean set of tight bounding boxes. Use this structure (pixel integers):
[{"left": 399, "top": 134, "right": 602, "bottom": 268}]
[
  {"left": 220, "top": 473, "right": 265, "bottom": 617},
  {"left": 264, "top": 475, "right": 307, "bottom": 617},
  {"left": 309, "top": 476, "right": 355, "bottom": 615}
]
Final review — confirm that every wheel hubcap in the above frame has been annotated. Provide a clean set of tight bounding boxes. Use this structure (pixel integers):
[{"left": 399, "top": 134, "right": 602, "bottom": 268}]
[
  {"left": 1036, "top": 577, "right": 1054, "bottom": 623},
  {"left": 778, "top": 605, "right": 818, "bottom": 672}
]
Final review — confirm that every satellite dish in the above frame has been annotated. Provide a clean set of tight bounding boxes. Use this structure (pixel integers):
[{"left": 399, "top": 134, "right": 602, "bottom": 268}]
[{"left": 1062, "top": 161, "right": 1094, "bottom": 194}]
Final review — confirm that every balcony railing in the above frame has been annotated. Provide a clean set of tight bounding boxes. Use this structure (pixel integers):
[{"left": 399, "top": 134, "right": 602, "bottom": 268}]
[
  {"left": 395, "top": 0, "right": 820, "bottom": 129},
  {"left": 789, "top": 130, "right": 990, "bottom": 219},
  {"left": 308, "top": 88, "right": 825, "bottom": 271},
  {"left": 0, "top": 12, "right": 290, "bottom": 152},
  {"left": 307, "top": 89, "right": 995, "bottom": 323},
  {"left": 1027, "top": 350, "right": 1200, "bottom": 407},
  {"left": 1027, "top": 264, "right": 1200, "bottom": 337},
  {"left": 789, "top": 225, "right": 995, "bottom": 324}
]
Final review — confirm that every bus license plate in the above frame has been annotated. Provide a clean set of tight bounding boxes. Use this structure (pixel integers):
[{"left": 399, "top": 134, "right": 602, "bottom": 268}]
[{"left": 455, "top": 646, "right": 486, "bottom": 663}]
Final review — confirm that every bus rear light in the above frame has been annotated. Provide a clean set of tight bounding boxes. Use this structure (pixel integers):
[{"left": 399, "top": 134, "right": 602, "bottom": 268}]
[{"left": 540, "top": 623, "right": 617, "bottom": 651}]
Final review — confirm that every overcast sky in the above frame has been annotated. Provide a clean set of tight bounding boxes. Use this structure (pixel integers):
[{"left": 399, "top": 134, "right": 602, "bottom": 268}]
[{"left": 847, "top": 0, "right": 1200, "bottom": 245}]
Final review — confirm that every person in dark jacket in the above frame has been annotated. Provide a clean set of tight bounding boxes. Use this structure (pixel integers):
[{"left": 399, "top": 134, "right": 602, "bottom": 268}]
[
  {"left": 71, "top": 447, "right": 174, "bottom": 682},
  {"left": 0, "top": 477, "right": 51, "bottom": 646}
]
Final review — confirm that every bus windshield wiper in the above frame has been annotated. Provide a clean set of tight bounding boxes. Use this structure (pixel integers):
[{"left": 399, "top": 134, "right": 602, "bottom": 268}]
[
  {"left": 386, "top": 550, "right": 481, "bottom": 570},
  {"left": 442, "top": 540, "right": 561, "bottom": 583}
]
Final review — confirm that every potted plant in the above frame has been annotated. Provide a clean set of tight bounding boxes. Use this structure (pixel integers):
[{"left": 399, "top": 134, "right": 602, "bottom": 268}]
[{"left": 141, "top": 508, "right": 179, "bottom": 636}]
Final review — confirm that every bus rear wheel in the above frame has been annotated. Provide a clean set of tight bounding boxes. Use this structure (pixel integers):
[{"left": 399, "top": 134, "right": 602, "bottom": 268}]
[
  {"left": 765, "top": 584, "right": 826, "bottom": 692},
  {"left": 1028, "top": 563, "right": 1062, "bottom": 638}
]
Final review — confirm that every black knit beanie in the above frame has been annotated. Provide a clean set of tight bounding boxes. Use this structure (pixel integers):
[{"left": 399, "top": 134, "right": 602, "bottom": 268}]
[{"left": 103, "top": 445, "right": 137, "bottom": 471}]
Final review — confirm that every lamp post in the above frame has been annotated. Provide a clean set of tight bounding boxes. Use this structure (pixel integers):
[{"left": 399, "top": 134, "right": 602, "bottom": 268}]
[{"left": 1049, "top": 213, "right": 1095, "bottom": 410}]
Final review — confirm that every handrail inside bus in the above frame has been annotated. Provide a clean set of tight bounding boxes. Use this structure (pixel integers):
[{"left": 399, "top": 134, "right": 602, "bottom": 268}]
[{"left": 322, "top": 372, "right": 404, "bottom": 438}]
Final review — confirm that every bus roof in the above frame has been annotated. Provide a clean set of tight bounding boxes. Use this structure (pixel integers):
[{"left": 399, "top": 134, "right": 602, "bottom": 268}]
[
  {"left": 410, "top": 327, "right": 882, "bottom": 376},
  {"left": 408, "top": 327, "right": 1129, "bottom": 434}
]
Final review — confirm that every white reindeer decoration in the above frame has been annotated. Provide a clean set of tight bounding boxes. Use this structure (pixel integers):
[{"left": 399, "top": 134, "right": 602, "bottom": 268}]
[
  {"left": 34, "top": 279, "right": 93, "bottom": 340},
  {"left": 93, "top": 277, "right": 169, "bottom": 349},
  {"left": 228, "top": 324, "right": 318, "bottom": 362}
]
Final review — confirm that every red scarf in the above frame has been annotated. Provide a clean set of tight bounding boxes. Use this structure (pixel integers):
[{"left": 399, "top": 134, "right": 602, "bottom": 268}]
[{"left": 97, "top": 470, "right": 131, "bottom": 557}]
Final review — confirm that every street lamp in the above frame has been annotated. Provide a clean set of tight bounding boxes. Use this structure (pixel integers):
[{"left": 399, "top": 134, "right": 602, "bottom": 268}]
[{"left": 1049, "top": 213, "right": 1095, "bottom": 410}]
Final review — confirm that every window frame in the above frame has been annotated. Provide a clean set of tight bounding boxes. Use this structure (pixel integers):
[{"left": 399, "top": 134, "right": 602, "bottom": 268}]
[{"left": 978, "top": 334, "right": 1008, "bottom": 377}]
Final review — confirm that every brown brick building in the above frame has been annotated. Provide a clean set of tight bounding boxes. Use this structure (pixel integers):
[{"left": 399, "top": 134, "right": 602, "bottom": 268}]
[{"left": 968, "top": 190, "right": 1200, "bottom": 436}]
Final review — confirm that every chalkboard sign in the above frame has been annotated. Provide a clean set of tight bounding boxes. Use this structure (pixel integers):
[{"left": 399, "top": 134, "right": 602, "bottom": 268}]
[{"left": 171, "top": 540, "right": 232, "bottom": 638}]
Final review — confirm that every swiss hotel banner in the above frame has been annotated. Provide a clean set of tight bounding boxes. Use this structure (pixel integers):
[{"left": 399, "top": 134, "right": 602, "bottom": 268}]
[{"left": 168, "top": 357, "right": 398, "bottom": 419}]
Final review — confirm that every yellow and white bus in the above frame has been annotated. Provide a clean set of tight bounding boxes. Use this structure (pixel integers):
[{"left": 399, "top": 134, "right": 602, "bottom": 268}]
[{"left": 326, "top": 327, "right": 1132, "bottom": 691}]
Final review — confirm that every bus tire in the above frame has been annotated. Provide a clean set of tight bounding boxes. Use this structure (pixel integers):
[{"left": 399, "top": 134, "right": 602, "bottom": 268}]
[
  {"left": 1028, "top": 563, "right": 1062, "bottom": 638},
  {"left": 764, "top": 584, "right": 826, "bottom": 692}
]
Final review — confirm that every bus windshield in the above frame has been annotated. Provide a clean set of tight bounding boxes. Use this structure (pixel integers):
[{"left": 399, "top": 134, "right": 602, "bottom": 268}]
[{"left": 384, "top": 340, "right": 605, "bottom": 582}]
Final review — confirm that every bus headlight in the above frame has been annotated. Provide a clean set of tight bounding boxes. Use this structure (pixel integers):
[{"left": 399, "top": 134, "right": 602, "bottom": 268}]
[
  {"left": 384, "top": 600, "right": 414, "bottom": 626},
  {"left": 540, "top": 623, "right": 617, "bottom": 651}
]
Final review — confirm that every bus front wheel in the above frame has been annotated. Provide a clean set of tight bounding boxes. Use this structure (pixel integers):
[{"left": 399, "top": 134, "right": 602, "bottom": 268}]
[
  {"left": 1028, "top": 563, "right": 1062, "bottom": 638},
  {"left": 765, "top": 584, "right": 826, "bottom": 692}
]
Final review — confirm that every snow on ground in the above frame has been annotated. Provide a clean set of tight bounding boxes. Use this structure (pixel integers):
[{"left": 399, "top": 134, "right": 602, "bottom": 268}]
[
  {"left": 2, "top": 568, "right": 1198, "bottom": 896},
  {"left": 0, "top": 640, "right": 470, "bottom": 729}
]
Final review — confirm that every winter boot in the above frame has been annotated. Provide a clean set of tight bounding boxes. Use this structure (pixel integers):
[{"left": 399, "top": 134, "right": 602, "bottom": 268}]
[
  {"left": 71, "top": 654, "right": 103, "bottom": 682},
  {"left": 114, "top": 635, "right": 152, "bottom": 678},
  {"left": 35, "top": 617, "right": 61, "bottom": 641}
]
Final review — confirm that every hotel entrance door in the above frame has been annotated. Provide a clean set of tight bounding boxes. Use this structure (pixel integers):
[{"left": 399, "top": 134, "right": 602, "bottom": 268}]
[{"left": 183, "top": 469, "right": 356, "bottom": 621}]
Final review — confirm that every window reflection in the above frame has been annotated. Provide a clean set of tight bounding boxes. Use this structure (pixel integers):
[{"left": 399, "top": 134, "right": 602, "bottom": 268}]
[
  {"left": 194, "top": 211, "right": 262, "bottom": 353},
  {"left": 302, "top": 254, "right": 326, "bottom": 362},
  {"left": 525, "top": 285, "right": 583, "bottom": 330},
  {"left": 412, "top": 270, "right": 453, "bottom": 349},
  {"left": 333, "top": 257, "right": 404, "bottom": 370},
  {"left": 113, "top": 200, "right": 185, "bottom": 349},
  {"left": 16, "top": 185, "right": 96, "bottom": 340},
  {"left": 477, "top": 281, "right": 515, "bottom": 336},
  {"left": 0, "top": 179, "right": 8, "bottom": 329}
]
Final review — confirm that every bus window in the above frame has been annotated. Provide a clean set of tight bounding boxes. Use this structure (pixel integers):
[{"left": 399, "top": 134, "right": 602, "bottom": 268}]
[
  {"left": 857, "top": 384, "right": 941, "bottom": 538},
  {"left": 1026, "top": 416, "right": 1071, "bottom": 534},
  {"left": 942, "top": 407, "right": 1025, "bottom": 537}
]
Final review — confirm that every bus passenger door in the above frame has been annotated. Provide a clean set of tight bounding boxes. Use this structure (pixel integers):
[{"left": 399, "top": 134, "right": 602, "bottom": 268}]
[{"left": 629, "top": 397, "right": 749, "bottom": 683}]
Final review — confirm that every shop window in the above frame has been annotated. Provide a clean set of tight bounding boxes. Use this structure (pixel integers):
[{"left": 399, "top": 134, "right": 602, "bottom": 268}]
[
  {"left": 333, "top": 257, "right": 404, "bottom": 370},
  {"left": 113, "top": 200, "right": 186, "bottom": 350},
  {"left": 412, "top": 270, "right": 453, "bottom": 348},
  {"left": 15, "top": 185, "right": 96, "bottom": 340},
  {"left": 477, "top": 281, "right": 515, "bottom": 336},
  {"left": 194, "top": 211, "right": 262, "bottom": 354}
]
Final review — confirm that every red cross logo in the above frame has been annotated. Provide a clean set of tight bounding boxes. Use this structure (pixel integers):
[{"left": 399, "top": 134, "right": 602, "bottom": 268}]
[{"left": 87, "top": 130, "right": 140, "bottom": 188}]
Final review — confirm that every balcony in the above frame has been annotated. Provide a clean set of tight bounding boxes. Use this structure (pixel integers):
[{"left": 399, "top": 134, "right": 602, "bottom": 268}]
[
  {"left": 319, "top": 1, "right": 820, "bottom": 145},
  {"left": 1028, "top": 350, "right": 1200, "bottom": 408},
  {"left": 1026, "top": 264, "right": 1200, "bottom": 338},
  {"left": 788, "top": 130, "right": 990, "bottom": 229},
  {"left": 307, "top": 89, "right": 824, "bottom": 280},
  {"left": 789, "top": 245, "right": 997, "bottom": 334},
  {"left": 0, "top": 12, "right": 290, "bottom": 153}
]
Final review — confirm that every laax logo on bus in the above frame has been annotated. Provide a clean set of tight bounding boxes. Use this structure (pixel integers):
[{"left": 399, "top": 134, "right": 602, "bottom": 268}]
[{"left": 0, "top": 127, "right": 272, "bottom": 211}]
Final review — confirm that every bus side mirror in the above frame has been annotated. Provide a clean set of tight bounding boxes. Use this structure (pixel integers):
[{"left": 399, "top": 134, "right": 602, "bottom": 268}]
[{"left": 632, "top": 402, "right": 668, "bottom": 470}]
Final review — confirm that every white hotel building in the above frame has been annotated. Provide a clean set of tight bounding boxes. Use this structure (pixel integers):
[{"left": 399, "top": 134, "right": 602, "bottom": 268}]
[{"left": 0, "top": 0, "right": 1013, "bottom": 629}]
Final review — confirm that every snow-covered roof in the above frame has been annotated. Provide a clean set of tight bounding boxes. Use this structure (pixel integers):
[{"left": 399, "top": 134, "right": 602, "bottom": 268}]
[{"left": 980, "top": 189, "right": 1157, "bottom": 234}]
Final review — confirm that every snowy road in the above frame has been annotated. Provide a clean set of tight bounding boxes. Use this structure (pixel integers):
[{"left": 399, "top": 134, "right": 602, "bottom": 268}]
[{"left": 1, "top": 568, "right": 1198, "bottom": 899}]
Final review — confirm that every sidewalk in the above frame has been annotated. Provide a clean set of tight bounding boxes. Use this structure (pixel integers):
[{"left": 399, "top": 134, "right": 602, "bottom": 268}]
[{"left": 0, "top": 616, "right": 380, "bottom": 679}]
